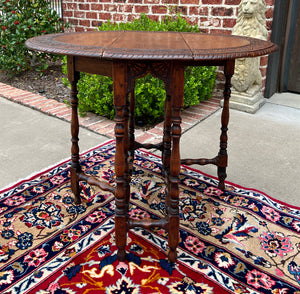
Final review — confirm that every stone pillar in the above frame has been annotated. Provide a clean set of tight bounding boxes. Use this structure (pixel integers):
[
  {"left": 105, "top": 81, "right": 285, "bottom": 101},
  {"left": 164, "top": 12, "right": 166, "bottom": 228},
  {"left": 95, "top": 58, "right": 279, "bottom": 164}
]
[{"left": 222, "top": 0, "right": 268, "bottom": 113}]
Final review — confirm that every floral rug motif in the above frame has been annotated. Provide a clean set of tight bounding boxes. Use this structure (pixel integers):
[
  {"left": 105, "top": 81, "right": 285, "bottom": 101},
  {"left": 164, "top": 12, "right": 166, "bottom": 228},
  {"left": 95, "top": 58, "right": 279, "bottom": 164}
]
[{"left": 0, "top": 140, "right": 300, "bottom": 293}]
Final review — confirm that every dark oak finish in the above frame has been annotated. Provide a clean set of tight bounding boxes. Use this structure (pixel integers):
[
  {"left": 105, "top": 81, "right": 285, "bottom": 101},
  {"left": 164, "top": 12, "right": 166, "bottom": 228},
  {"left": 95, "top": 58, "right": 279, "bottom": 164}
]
[{"left": 26, "top": 31, "right": 277, "bottom": 263}]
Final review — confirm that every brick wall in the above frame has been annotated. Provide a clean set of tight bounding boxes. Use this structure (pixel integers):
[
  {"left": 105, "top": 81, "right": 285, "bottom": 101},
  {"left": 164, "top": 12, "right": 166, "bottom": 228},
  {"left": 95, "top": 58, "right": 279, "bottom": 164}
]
[{"left": 63, "top": 0, "right": 275, "bottom": 95}]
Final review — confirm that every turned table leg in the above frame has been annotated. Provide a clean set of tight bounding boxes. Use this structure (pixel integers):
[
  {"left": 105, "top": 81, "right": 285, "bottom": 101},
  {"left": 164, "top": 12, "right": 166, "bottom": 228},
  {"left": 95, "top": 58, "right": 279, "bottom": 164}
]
[
  {"left": 68, "top": 56, "right": 82, "bottom": 205},
  {"left": 167, "top": 63, "right": 184, "bottom": 263},
  {"left": 162, "top": 94, "right": 172, "bottom": 175},
  {"left": 218, "top": 60, "right": 235, "bottom": 190},
  {"left": 113, "top": 61, "right": 129, "bottom": 261}
]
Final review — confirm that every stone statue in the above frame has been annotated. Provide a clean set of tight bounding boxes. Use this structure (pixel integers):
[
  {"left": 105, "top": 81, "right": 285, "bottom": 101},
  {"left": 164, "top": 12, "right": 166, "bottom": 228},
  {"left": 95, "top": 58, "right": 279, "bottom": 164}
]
[{"left": 228, "top": 0, "right": 268, "bottom": 112}]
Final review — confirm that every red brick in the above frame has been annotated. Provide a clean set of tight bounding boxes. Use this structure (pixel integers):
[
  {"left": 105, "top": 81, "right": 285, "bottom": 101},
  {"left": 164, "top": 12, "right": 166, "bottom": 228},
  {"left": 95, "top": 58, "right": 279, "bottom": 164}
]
[
  {"left": 146, "top": 14, "right": 159, "bottom": 22},
  {"left": 23, "top": 97, "right": 47, "bottom": 105},
  {"left": 210, "top": 97, "right": 221, "bottom": 104},
  {"left": 74, "top": 11, "right": 85, "bottom": 18},
  {"left": 91, "top": 4, "right": 103, "bottom": 10},
  {"left": 127, "top": 14, "right": 140, "bottom": 22},
  {"left": 174, "top": 6, "right": 187, "bottom": 15},
  {"left": 22, "top": 95, "right": 47, "bottom": 103},
  {"left": 155, "top": 121, "right": 164, "bottom": 129},
  {"left": 266, "top": 0, "right": 275, "bottom": 5},
  {"left": 260, "top": 56, "right": 269, "bottom": 67},
  {"left": 122, "top": 4, "right": 134, "bottom": 12},
  {"left": 212, "top": 7, "right": 233, "bottom": 17},
  {"left": 265, "top": 7, "right": 274, "bottom": 19},
  {"left": 30, "top": 100, "right": 54, "bottom": 109},
  {"left": 266, "top": 20, "right": 272, "bottom": 31},
  {"left": 63, "top": 10, "right": 73, "bottom": 17},
  {"left": 67, "top": 3, "right": 77, "bottom": 9},
  {"left": 161, "top": 0, "right": 178, "bottom": 4},
  {"left": 262, "top": 78, "right": 266, "bottom": 90},
  {"left": 46, "top": 105, "right": 67, "bottom": 114},
  {"left": 90, "top": 20, "right": 99, "bottom": 27},
  {"left": 79, "top": 4, "right": 90, "bottom": 10},
  {"left": 88, "top": 120, "right": 114, "bottom": 131},
  {"left": 199, "top": 28, "right": 209, "bottom": 34},
  {"left": 135, "top": 5, "right": 150, "bottom": 13},
  {"left": 114, "top": 14, "right": 128, "bottom": 22},
  {"left": 15, "top": 92, "right": 37, "bottom": 99},
  {"left": 75, "top": 27, "right": 85, "bottom": 32},
  {"left": 202, "top": 0, "right": 222, "bottom": 4},
  {"left": 225, "top": 0, "right": 240, "bottom": 4},
  {"left": 94, "top": 125, "right": 115, "bottom": 135},
  {"left": 62, "top": 114, "right": 72, "bottom": 121},
  {"left": 202, "top": 100, "right": 220, "bottom": 108},
  {"left": 86, "top": 12, "right": 98, "bottom": 18},
  {"left": 209, "top": 17, "right": 221, "bottom": 27},
  {"left": 103, "top": 4, "right": 117, "bottom": 11},
  {"left": 260, "top": 67, "right": 267, "bottom": 77},
  {"left": 98, "top": 12, "right": 112, "bottom": 20},
  {"left": 152, "top": 5, "right": 168, "bottom": 14},
  {"left": 189, "top": 6, "right": 208, "bottom": 16},
  {"left": 41, "top": 103, "right": 65, "bottom": 112},
  {"left": 223, "top": 18, "right": 236, "bottom": 28},
  {"left": 181, "top": 111, "right": 204, "bottom": 121},
  {"left": 101, "top": 130, "right": 115, "bottom": 138},
  {"left": 180, "top": 0, "right": 198, "bottom": 4},
  {"left": 146, "top": 127, "right": 163, "bottom": 136},
  {"left": 68, "top": 18, "right": 79, "bottom": 26},
  {"left": 200, "top": 103, "right": 219, "bottom": 111},
  {"left": 135, "top": 132, "right": 156, "bottom": 144},
  {"left": 144, "top": 0, "right": 160, "bottom": 4},
  {"left": 79, "top": 19, "right": 90, "bottom": 26},
  {"left": 55, "top": 109, "right": 72, "bottom": 117},
  {"left": 184, "top": 16, "right": 199, "bottom": 26}
]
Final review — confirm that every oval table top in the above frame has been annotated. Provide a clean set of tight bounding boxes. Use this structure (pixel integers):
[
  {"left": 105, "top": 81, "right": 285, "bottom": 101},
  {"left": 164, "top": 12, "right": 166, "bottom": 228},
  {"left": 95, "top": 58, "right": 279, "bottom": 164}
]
[{"left": 25, "top": 31, "right": 278, "bottom": 61}]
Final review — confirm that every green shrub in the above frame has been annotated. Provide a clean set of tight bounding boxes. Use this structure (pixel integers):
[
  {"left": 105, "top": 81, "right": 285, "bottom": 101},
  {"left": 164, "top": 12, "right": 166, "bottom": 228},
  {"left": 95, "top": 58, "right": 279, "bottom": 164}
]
[
  {"left": 0, "top": 0, "right": 64, "bottom": 75},
  {"left": 63, "top": 14, "right": 216, "bottom": 125}
]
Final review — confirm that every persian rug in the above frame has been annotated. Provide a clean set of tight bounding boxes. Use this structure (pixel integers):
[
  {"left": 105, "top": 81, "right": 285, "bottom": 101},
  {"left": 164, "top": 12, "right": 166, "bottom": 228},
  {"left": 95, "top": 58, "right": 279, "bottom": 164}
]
[{"left": 1, "top": 140, "right": 300, "bottom": 294}]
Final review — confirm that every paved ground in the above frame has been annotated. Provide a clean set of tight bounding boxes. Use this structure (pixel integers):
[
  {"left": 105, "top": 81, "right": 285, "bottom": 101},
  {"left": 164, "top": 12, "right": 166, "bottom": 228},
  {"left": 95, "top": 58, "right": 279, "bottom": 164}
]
[
  {"left": 180, "top": 92, "right": 300, "bottom": 207},
  {"left": 0, "top": 88, "right": 299, "bottom": 207},
  {"left": 0, "top": 98, "right": 107, "bottom": 188}
]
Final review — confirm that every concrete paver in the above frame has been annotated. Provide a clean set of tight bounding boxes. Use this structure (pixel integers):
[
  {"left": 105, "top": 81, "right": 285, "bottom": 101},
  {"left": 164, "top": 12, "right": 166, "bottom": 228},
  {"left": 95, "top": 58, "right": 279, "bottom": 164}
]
[{"left": 0, "top": 98, "right": 107, "bottom": 188}]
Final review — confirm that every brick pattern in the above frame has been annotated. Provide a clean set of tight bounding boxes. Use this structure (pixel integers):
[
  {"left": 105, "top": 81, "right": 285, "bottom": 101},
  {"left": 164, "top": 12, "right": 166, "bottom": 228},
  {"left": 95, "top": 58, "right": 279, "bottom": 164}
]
[
  {"left": 63, "top": 0, "right": 275, "bottom": 96},
  {"left": 63, "top": 0, "right": 274, "bottom": 35},
  {"left": 0, "top": 82, "right": 221, "bottom": 144}
]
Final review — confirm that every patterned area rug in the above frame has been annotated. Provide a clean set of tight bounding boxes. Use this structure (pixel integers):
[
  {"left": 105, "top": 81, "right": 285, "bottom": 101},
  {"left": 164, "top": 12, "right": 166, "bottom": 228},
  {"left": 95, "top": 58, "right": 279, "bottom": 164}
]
[{"left": 1, "top": 140, "right": 300, "bottom": 294}]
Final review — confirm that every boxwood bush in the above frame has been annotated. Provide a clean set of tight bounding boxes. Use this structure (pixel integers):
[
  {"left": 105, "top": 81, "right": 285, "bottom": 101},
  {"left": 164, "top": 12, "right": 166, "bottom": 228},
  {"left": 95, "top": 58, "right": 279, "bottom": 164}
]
[{"left": 63, "top": 14, "right": 216, "bottom": 125}]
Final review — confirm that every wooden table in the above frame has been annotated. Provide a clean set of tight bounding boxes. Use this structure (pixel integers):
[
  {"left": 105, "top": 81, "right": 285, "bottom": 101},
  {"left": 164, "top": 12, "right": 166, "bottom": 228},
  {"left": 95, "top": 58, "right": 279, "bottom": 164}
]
[{"left": 26, "top": 31, "right": 277, "bottom": 263}]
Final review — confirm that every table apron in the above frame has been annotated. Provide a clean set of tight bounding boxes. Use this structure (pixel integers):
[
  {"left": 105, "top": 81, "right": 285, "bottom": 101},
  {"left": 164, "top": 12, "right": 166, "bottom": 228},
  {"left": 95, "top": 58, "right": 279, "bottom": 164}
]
[
  {"left": 73, "top": 56, "right": 113, "bottom": 77},
  {"left": 71, "top": 56, "right": 230, "bottom": 79}
]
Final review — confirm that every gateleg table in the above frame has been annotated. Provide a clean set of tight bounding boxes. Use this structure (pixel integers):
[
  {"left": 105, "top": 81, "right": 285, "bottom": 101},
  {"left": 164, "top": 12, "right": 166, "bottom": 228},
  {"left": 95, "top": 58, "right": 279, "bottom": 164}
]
[{"left": 26, "top": 31, "right": 277, "bottom": 263}]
